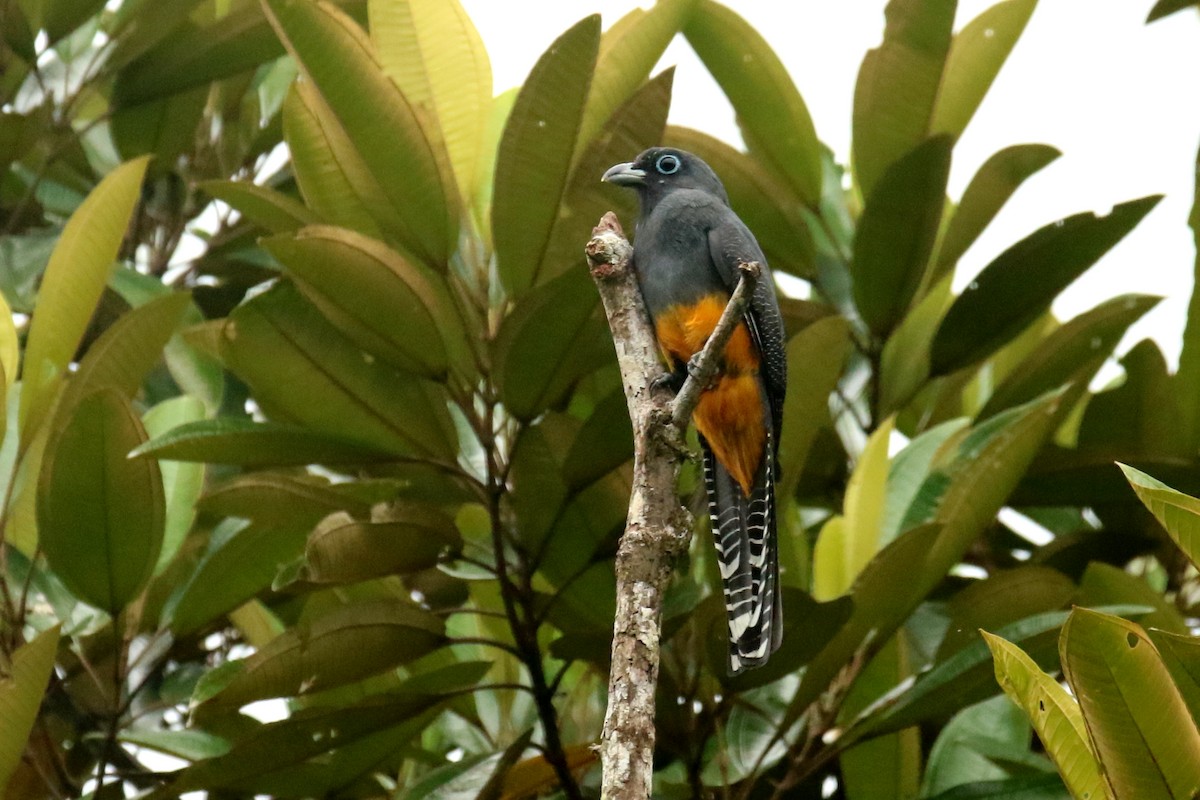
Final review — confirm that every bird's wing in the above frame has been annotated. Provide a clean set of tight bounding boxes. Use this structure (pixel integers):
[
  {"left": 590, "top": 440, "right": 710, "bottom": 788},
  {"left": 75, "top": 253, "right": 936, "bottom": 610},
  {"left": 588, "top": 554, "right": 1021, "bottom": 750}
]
[{"left": 707, "top": 216, "right": 787, "bottom": 436}]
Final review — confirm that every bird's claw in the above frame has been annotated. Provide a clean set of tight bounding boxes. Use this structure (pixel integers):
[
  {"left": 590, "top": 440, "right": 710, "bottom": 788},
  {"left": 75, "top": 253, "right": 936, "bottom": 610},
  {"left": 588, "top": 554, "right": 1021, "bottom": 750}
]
[{"left": 652, "top": 370, "right": 685, "bottom": 394}]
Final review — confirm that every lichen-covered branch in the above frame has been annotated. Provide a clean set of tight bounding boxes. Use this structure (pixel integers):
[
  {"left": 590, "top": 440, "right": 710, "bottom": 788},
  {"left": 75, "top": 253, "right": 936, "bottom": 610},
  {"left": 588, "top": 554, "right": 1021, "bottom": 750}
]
[{"left": 584, "top": 213, "right": 758, "bottom": 800}]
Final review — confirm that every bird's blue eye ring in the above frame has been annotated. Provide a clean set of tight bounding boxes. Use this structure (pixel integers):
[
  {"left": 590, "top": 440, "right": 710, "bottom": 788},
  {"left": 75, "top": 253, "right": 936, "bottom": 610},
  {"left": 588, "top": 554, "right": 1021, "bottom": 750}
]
[{"left": 656, "top": 154, "right": 680, "bottom": 174}]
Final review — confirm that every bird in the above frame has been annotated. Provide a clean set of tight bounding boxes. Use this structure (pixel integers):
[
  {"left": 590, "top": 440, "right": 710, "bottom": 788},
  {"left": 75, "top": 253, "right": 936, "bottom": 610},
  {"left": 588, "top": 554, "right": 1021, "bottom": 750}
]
[{"left": 602, "top": 147, "right": 786, "bottom": 674}]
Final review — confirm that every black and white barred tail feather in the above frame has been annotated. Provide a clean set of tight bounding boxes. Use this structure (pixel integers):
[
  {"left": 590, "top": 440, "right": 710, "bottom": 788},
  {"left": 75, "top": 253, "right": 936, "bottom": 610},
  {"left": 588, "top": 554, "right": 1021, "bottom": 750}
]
[{"left": 701, "top": 427, "right": 781, "bottom": 675}]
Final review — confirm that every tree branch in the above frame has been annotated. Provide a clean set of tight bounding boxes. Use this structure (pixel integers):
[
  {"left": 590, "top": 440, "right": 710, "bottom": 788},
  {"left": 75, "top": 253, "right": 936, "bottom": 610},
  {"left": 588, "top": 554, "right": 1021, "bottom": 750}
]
[{"left": 585, "top": 213, "right": 758, "bottom": 800}]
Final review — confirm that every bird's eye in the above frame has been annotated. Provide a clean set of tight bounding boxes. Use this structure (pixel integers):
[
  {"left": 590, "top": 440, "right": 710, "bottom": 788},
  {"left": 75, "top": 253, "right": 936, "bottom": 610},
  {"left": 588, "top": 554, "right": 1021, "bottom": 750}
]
[{"left": 655, "top": 154, "right": 680, "bottom": 174}]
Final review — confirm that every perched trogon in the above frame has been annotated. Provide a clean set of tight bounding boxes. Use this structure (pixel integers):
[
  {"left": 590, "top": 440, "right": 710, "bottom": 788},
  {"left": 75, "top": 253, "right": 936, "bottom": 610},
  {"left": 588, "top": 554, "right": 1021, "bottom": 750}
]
[{"left": 602, "top": 147, "right": 786, "bottom": 674}]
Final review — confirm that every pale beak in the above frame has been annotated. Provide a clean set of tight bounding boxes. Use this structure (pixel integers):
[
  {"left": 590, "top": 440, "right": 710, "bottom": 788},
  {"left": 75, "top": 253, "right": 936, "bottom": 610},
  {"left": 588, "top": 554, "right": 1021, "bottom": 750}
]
[{"left": 602, "top": 162, "right": 646, "bottom": 187}]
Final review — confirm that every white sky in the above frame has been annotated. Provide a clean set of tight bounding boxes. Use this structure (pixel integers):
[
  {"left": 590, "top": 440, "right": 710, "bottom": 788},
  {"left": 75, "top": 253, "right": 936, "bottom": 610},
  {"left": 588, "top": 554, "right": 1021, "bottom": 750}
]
[{"left": 462, "top": 0, "right": 1200, "bottom": 368}]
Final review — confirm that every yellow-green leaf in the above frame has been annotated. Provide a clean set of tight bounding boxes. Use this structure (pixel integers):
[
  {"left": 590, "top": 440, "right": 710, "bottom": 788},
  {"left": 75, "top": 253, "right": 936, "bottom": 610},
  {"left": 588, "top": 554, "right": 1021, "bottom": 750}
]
[
  {"left": 0, "top": 626, "right": 60, "bottom": 798},
  {"left": 38, "top": 389, "right": 165, "bottom": 614},
  {"left": 20, "top": 156, "right": 150, "bottom": 444},
  {"left": 264, "top": 0, "right": 457, "bottom": 265},
  {"left": 369, "top": 0, "right": 491, "bottom": 204},
  {"left": 983, "top": 630, "right": 1111, "bottom": 800},
  {"left": 265, "top": 225, "right": 471, "bottom": 381},
  {"left": 930, "top": 0, "right": 1038, "bottom": 139},
  {"left": 1060, "top": 608, "right": 1200, "bottom": 799},
  {"left": 143, "top": 396, "right": 207, "bottom": 572},
  {"left": 282, "top": 81, "right": 384, "bottom": 239},
  {"left": 579, "top": 0, "right": 692, "bottom": 148},
  {"left": 492, "top": 16, "right": 600, "bottom": 295},
  {"left": 1120, "top": 464, "right": 1200, "bottom": 573}
]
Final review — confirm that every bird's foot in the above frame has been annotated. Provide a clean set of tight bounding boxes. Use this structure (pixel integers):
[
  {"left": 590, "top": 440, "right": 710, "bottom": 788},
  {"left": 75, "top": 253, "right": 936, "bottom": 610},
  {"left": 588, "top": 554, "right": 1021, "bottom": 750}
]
[{"left": 651, "top": 369, "right": 686, "bottom": 394}]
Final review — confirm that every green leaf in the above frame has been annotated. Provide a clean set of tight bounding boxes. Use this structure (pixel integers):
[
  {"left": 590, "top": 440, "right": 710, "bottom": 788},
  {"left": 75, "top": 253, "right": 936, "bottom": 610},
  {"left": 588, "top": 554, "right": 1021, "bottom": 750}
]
[
  {"left": 265, "top": 225, "right": 471, "bottom": 381},
  {"left": 111, "top": 85, "right": 208, "bottom": 169},
  {"left": 221, "top": 283, "right": 458, "bottom": 461},
  {"left": 369, "top": 0, "right": 491, "bottom": 204},
  {"left": 492, "top": 269, "right": 607, "bottom": 420},
  {"left": 134, "top": 418, "right": 398, "bottom": 466},
  {"left": 157, "top": 694, "right": 443, "bottom": 798},
  {"left": 979, "top": 294, "right": 1160, "bottom": 419},
  {"left": 852, "top": 605, "right": 1151, "bottom": 739},
  {"left": 984, "top": 631, "right": 1111, "bottom": 800},
  {"left": 665, "top": 126, "right": 816, "bottom": 279},
  {"left": 1060, "top": 608, "right": 1200, "bottom": 799},
  {"left": 1078, "top": 562, "right": 1189, "bottom": 636},
  {"left": 922, "top": 694, "right": 1035, "bottom": 797},
  {"left": 492, "top": 15, "right": 599, "bottom": 295},
  {"left": 852, "top": 135, "right": 952, "bottom": 337},
  {"left": 685, "top": 0, "right": 822, "bottom": 206},
  {"left": 1174, "top": 142, "right": 1200, "bottom": 451},
  {"left": 398, "top": 730, "right": 533, "bottom": 800},
  {"left": 53, "top": 292, "right": 192, "bottom": 425},
  {"left": 118, "top": 728, "right": 231, "bottom": 762},
  {"left": 778, "top": 316, "right": 851, "bottom": 500},
  {"left": 561, "top": 387, "right": 633, "bottom": 491},
  {"left": 791, "top": 523, "right": 942, "bottom": 725},
  {"left": 852, "top": 0, "right": 954, "bottom": 198},
  {"left": 42, "top": 0, "right": 106, "bottom": 42},
  {"left": 203, "top": 601, "right": 445, "bottom": 708},
  {"left": 924, "top": 774, "right": 1072, "bottom": 800},
  {"left": 1147, "top": 0, "right": 1199, "bottom": 22},
  {"left": 929, "top": 0, "right": 1038, "bottom": 139},
  {"left": 38, "top": 389, "right": 164, "bottom": 614},
  {"left": 814, "top": 417, "right": 893, "bottom": 600},
  {"left": 0, "top": 626, "right": 60, "bottom": 797},
  {"left": 264, "top": 0, "right": 457, "bottom": 265},
  {"left": 539, "top": 69, "right": 673, "bottom": 285},
  {"left": 165, "top": 518, "right": 310, "bottom": 636},
  {"left": 581, "top": 0, "right": 691, "bottom": 148},
  {"left": 20, "top": 156, "right": 150, "bottom": 443},
  {"left": 1119, "top": 464, "right": 1200, "bottom": 574},
  {"left": 201, "top": 180, "right": 322, "bottom": 234},
  {"left": 142, "top": 396, "right": 206, "bottom": 571},
  {"left": 938, "top": 566, "right": 1075, "bottom": 659},
  {"left": 840, "top": 639, "right": 922, "bottom": 800},
  {"left": 930, "top": 195, "right": 1161, "bottom": 375},
  {"left": 282, "top": 81, "right": 384, "bottom": 240},
  {"left": 113, "top": 2, "right": 367, "bottom": 106},
  {"left": 302, "top": 505, "right": 462, "bottom": 584},
  {"left": 1150, "top": 629, "right": 1200, "bottom": 727},
  {"left": 878, "top": 272, "right": 954, "bottom": 414},
  {"left": 933, "top": 144, "right": 1061, "bottom": 281},
  {"left": 880, "top": 417, "right": 966, "bottom": 542}
]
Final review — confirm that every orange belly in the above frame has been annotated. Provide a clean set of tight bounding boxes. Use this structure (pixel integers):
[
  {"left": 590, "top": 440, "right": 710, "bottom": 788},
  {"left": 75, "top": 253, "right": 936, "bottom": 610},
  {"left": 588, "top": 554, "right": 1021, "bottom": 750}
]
[{"left": 655, "top": 294, "right": 765, "bottom": 496}]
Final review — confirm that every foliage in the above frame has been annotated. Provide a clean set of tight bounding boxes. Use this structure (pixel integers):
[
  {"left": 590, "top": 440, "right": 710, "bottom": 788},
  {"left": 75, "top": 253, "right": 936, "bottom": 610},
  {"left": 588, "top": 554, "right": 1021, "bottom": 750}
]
[{"left": 1, "top": 0, "right": 1198, "bottom": 798}]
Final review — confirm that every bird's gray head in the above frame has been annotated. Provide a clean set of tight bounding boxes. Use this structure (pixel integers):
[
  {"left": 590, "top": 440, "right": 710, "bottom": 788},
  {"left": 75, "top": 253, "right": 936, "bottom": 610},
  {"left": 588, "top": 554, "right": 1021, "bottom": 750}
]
[{"left": 601, "top": 147, "right": 730, "bottom": 207}]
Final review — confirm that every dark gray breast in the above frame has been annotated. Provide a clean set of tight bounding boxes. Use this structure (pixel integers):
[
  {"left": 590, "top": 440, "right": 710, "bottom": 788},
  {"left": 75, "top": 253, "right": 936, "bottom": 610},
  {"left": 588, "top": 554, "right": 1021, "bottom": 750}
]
[{"left": 633, "top": 188, "right": 730, "bottom": 319}]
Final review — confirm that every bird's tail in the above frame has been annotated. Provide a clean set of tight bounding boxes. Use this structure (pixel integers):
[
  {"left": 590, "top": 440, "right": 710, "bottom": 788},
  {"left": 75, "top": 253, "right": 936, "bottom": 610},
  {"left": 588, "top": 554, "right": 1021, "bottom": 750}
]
[{"left": 701, "top": 429, "right": 782, "bottom": 675}]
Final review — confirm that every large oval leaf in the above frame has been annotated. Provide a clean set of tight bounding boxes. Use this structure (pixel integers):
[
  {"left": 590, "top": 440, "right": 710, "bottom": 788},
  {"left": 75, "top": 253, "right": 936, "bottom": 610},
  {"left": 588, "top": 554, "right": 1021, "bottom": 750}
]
[
  {"left": 1060, "top": 609, "right": 1200, "bottom": 799},
  {"left": 282, "top": 81, "right": 384, "bottom": 239},
  {"left": 134, "top": 418, "right": 397, "bottom": 466},
  {"left": 492, "top": 269, "right": 608, "bottom": 420},
  {"left": 264, "top": 0, "right": 457, "bottom": 265},
  {"left": 580, "top": 0, "right": 691, "bottom": 149},
  {"left": 265, "top": 225, "right": 471, "bottom": 381},
  {"left": 20, "top": 156, "right": 150, "bottom": 443},
  {"left": 930, "top": 195, "right": 1161, "bottom": 376},
  {"left": 202, "top": 601, "right": 445, "bottom": 709},
  {"left": 852, "top": 0, "right": 954, "bottom": 198},
  {"left": 852, "top": 135, "right": 952, "bottom": 337},
  {"left": 303, "top": 505, "right": 462, "bottom": 584},
  {"left": 979, "top": 294, "right": 1160, "bottom": 420},
  {"left": 38, "top": 389, "right": 164, "bottom": 614},
  {"left": 370, "top": 0, "right": 491, "bottom": 204},
  {"left": 201, "top": 180, "right": 321, "bottom": 234},
  {"left": 221, "top": 283, "right": 458, "bottom": 460},
  {"left": 492, "top": 16, "right": 599, "bottom": 295},
  {"left": 929, "top": 0, "right": 1038, "bottom": 139},
  {"left": 143, "top": 396, "right": 206, "bottom": 572},
  {"left": 685, "top": 0, "right": 822, "bottom": 207},
  {"left": 1120, "top": 464, "right": 1200, "bottom": 572}
]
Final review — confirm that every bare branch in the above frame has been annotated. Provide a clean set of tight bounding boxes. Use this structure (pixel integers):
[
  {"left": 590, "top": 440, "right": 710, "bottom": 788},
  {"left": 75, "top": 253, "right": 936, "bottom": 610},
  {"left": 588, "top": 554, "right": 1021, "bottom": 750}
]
[
  {"left": 670, "top": 260, "right": 761, "bottom": 428},
  {"left": 586, "top": 213, "right": 694, "bottom": 800}
]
